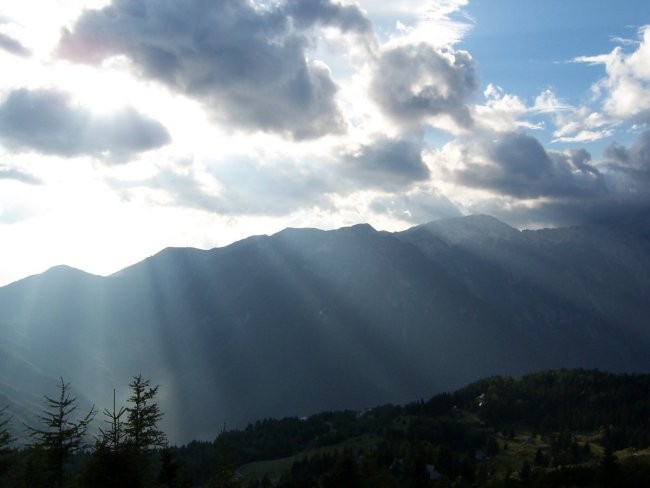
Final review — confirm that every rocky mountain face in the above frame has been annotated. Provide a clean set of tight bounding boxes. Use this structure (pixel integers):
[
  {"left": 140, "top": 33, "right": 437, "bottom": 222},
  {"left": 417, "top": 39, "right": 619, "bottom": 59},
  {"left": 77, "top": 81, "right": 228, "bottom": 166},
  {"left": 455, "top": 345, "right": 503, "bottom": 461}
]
[{"left": 0, "top": 215, "right": 648, "bottom": 443}]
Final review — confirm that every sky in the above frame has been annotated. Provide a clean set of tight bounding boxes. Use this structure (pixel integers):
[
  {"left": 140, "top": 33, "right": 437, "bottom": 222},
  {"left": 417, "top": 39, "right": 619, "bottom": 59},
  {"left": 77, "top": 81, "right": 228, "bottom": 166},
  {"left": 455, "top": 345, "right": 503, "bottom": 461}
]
[{"left": 0, "top": 0, "right": 649, "bottom": 286}]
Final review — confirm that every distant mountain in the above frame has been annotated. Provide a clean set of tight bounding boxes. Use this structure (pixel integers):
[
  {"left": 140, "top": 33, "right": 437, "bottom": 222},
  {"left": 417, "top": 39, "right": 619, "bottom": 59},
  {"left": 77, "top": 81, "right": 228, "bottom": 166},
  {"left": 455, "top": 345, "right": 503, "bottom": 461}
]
[{"left": 0, "top": 215, "right": 649, "bottom": 443}]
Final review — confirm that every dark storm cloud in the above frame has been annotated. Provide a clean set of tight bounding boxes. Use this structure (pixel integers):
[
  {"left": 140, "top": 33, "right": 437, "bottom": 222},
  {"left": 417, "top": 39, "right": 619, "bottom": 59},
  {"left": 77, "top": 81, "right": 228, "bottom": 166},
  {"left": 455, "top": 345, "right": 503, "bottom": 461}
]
[
  {"left": 456, "top": 132, "right": 606, "bottom": 199},
  {"left": 0, "top": 88, "right": 170, "bottom": 161},
  {"left": 371, "top": 44, "right": 477, "bottom": 127},
  {"left": 455, "top": 131, "right": 650, "bottom": 229},
  {"left": 604, "top": 141, "right": 631, "bottom": 164},
  {"left": 484, "top": 197, "right": 650, "bottom": 230},
  {"left": 604, "top": 130, "right": 650, "bottom": 181},
  {"left": 343, "top": 137, "right": 429, "bottom": 190},
  {"left": 564, "top": 148, "right": 600, "bottom": 175},
  {"left": 0, "top": 32, "right": 30, "bottom": 57},
  {"left": 58, "top": 0, "right": 373, "bottom": 140},
  {"left": 0, "top": 166, "right": 41, "bottom": 185}
]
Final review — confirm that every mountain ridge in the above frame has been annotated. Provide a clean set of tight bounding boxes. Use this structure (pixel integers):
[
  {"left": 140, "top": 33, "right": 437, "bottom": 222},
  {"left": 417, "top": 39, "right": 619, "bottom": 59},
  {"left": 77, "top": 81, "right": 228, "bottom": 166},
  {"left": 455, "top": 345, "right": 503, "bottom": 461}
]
[{"left": 0, "top": 214, "right": 648, "bottom": 443}]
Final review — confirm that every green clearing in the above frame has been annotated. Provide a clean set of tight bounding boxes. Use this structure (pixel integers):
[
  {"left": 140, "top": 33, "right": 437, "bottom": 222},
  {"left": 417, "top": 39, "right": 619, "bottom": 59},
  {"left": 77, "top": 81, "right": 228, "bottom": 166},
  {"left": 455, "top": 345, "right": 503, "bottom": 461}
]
[{"left": 237, "top": 433, "right": 381, "bottom": 482}]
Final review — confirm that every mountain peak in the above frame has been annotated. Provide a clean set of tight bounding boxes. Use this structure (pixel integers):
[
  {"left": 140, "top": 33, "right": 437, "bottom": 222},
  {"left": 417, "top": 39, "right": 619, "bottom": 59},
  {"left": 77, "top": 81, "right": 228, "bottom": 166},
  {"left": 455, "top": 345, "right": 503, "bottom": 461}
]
[
  {"left": 33, "top": 265, "right": 100, "bottom": 282},
  {"left": 44, "top": 264, "right": 87, "bottom": 274},
  {"left": 411, "top": 214, "right": 520, "bottom": 245},
  {"left": 341, "top": 223, "right": 376, "bottom": 234}
]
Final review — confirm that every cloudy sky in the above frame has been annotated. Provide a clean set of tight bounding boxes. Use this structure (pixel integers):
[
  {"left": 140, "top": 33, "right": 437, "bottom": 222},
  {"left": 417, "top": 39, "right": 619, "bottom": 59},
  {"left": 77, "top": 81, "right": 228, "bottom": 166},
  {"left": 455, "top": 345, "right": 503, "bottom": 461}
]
[{"left": 0, "top": 0, "right": 649, "bottom": 285}]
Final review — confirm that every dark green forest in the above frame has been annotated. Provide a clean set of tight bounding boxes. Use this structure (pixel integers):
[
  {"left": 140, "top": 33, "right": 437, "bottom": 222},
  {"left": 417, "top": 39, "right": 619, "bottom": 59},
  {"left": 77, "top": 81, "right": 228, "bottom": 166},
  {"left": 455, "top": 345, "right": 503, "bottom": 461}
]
[{"left": 0, "top": 369, "right": 649, "bottom": 487}]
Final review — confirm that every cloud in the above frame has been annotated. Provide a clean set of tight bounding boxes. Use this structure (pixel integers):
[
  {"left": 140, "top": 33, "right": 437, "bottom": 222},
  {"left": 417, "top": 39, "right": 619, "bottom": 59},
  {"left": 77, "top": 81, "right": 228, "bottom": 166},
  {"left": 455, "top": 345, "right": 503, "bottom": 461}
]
[
  {"left": 0, "top": 201, "right": 35, "bottom": 224},
  {"left": 0, "top": 165, "right": 41, "bottom": 185},
  {"left": 474, "top": 86, "right": 616, "bottom": 142},
  {"left": 208, "top": 156, "right": 335, "bottom": 215},
  {"left": 365, "top": 0, "right": 472, "bottom": 48},
  {"left": 110, "top": 155, "right": 336, "bottom": 217},
  {"left": 603, "top": 130, "right": 650, "bottom": 183},
  {"left": 0, "top": 88, "right": 170, "bottom": 161},
  {"left": 370, "top": 187, "right": 461, "bottom": 223},
  {"left": 573, "top": 25, "right": 650, "bottom": 124},
  {"left": 533, "top": 91, "right": 617, "bottom": 143},
  {"left": 284, "top": 0, "right": 373, "bottom": 36},
  {"left": 454, "top": 132, "right": 606, "bottom": 199},
  {"left": 440, "top": 130, "right": 650, "bottom": 228},
  {"left": 0, "top": 32, "right": 30, "bottom": 57},
  {"left": 342, "top": 136, "right": 430, "bottom": 190},
  {"left": 370, "top": 43, "right": 477, "bottom": 129},
  {"left": 57, "top": 0, "right": 374, "bottom": 140},
  {"left": 473, "top": 84, "right": 538, "bottom": 132},
  {"left": 464, "top": 195, "right": 650, "bottom": 230},
  {"left": 109, "top": 134, "right": 432, "bottom": 217}
]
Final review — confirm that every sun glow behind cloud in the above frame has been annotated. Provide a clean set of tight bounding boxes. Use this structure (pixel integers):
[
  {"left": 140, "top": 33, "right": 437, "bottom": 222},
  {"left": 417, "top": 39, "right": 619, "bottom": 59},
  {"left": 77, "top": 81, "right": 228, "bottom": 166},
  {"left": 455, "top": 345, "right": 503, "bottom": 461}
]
[{"left": 0, "top": 0, "right": 649, "bottom": 285}]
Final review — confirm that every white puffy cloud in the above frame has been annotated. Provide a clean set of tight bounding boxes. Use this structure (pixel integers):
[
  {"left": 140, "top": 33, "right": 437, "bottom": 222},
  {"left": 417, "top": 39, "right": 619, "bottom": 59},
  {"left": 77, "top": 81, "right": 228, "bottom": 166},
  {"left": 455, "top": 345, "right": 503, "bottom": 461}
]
[
  {"left": 574, "top": 25, "right": 650, "bottom": 123},
  {"left": 375, "top": 0, "right": 472, "bottom": 47},
  {"left": 475, "top": 86, "right": 616, "bottom": 143},
  {"left": 473, "top": 84, "right": 539, "bottom": 132},
  {"left": 551, "top": 108, "right": 616, "bottom": 143}
]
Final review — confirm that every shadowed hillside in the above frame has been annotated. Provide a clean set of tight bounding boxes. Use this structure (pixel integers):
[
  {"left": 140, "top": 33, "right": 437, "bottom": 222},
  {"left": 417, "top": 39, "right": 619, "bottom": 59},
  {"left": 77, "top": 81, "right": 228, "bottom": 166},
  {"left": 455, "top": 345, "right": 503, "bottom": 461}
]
[{"left": 0, "top": 215, "right": 649, "bottom": 443}]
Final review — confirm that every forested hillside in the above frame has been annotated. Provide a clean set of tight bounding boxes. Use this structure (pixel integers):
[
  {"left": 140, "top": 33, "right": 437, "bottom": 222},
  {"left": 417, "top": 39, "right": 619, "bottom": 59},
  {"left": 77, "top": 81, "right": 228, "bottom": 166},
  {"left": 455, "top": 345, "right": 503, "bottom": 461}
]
[{"left": 1, "top": 369, "right": 648, "bottom": 487}]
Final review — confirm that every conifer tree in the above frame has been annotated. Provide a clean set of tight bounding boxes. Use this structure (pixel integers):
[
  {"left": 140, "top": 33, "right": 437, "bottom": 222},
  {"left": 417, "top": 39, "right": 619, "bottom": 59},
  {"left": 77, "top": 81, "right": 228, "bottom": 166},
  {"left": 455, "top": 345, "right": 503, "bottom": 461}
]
[
  {"left": 157, "top": 447, "right": 190, "bottom": 488},
  {"left": 125, "top": 374, "right": 167, "bottom": 451},
  {"left": 80, "top": 387, "right": 139, "bottom": 488},
  {"left": 26, "top": 378, "right": 95, "bottom": 488},
  {"left": 208, "top": 433, "right": 242, "bottom": 488},
  {"left": 98, "top": 388, "right": 127, "bottom": 451}
]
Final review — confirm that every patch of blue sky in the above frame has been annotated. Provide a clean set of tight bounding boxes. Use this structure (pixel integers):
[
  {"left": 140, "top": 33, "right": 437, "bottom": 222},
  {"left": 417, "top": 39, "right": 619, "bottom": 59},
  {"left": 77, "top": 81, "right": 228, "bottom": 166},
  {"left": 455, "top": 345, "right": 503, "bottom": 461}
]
[{"left": 461, "top": 0, "right": 648, "bottom": 104}]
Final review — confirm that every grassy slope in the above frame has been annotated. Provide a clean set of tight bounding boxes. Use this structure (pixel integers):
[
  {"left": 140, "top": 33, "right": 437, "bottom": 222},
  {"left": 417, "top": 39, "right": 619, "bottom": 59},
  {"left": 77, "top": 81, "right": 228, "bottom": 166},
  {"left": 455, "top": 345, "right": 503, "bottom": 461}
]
[{"left": 237, "top": 434, "right": 381, "bottom": 482}]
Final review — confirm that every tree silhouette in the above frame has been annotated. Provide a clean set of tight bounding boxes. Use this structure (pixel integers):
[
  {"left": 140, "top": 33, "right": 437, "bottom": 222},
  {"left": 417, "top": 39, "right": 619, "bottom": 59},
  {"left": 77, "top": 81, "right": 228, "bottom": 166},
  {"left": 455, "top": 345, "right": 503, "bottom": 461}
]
[
  {"left": 157, "top": 447, "right": 191, "bottom": 488},
  {"left": 25, "top": 378, "right": 95, "bottom": 488},
  {"left": 125, "top": 374, "right": 167, "bottom": 451},
  {"left": 98, "top": 388, "right": 127, "bottom": 451},
  {"left": 82, "top": 377, "right": 168, "bottom": 487},
  {"left": 208, "top": 433, "right": 242, "bottom": 488},
  {"left": 80, "top": 387, "right": 136, "bottom": 487}
]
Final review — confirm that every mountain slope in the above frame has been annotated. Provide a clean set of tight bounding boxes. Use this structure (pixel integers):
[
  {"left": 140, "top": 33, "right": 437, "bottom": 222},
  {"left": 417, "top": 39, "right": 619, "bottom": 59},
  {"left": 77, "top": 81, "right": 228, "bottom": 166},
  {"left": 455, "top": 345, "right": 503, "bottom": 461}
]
[
  {"left": 398, "top": 216, "right": 650, "bottom": 369},
  {"left": 0, "top": 216, "right": 648, "bottom": 443}
]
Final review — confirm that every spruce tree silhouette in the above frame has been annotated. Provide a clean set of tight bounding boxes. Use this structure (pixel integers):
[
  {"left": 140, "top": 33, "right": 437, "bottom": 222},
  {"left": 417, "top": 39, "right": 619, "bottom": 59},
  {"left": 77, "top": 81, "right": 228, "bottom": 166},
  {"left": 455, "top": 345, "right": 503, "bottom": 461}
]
[
  {"left": 25, "top": 378, "right": 95, "bottom": 488},
  {"left": 125, "top": 374, "right": 167, "bottom": 451}
]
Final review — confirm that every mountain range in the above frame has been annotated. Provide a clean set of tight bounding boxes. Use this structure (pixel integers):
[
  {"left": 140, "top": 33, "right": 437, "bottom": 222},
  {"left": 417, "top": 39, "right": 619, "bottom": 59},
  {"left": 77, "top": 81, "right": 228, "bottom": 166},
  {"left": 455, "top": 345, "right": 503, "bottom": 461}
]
[{"left": 0, "top": 214, "right": 649, "bottom": 443}]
